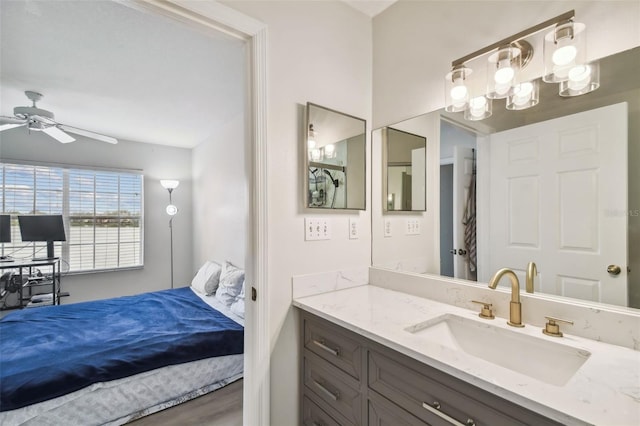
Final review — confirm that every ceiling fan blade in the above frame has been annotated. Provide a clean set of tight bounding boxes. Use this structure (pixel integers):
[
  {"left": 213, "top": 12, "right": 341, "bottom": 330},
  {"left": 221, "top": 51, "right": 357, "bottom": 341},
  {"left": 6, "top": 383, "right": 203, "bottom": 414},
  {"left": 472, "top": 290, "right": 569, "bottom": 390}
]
[
  {"left": 0, "top": 123, "right": 26, "bottom": 132},
  {"left": 59, "top": 124, "right": 118, "bottom": 144},
  {"left": 0, "top": 116, "right": 27, "bottom": 125},
  {"left": 43, "top": 126, "right": 76, "bottom": 143}
]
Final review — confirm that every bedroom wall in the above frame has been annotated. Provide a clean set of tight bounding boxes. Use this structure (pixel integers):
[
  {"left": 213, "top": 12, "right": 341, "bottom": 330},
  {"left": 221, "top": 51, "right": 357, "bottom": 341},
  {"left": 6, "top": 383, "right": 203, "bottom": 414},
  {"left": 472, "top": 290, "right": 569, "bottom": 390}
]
[
  {"left": 192, "top": 110, "right": 248, "bottom": 272},
  {"left": 0, "top": 129, "right": 193, "bottom": 302},
  {"left": 372, "top": 0, "right": 640, "bottom": 129},
  {"left": 221, "top": 2, "right": 372, "bottom": 425}
]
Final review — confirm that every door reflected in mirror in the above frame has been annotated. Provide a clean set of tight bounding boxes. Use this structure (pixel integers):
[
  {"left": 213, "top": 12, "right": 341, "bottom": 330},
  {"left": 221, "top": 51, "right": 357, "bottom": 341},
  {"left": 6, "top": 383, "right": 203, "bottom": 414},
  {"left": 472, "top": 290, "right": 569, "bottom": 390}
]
[
  {"left": 305, "top": 103, "right": 366, "bottom": 210},
  {"left": 383, "top": 127, "right": 426, "bottom": 211}
]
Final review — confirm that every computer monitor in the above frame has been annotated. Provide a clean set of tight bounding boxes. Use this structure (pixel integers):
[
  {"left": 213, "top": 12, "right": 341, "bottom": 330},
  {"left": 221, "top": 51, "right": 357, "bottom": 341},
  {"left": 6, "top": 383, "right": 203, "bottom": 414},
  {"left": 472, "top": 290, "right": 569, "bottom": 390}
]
[
  {"left": 0, "top": 215, "right": 10, "bottom": 243},
  {"left": 18, "top": 215, "right": 66, "bottom": 260}
]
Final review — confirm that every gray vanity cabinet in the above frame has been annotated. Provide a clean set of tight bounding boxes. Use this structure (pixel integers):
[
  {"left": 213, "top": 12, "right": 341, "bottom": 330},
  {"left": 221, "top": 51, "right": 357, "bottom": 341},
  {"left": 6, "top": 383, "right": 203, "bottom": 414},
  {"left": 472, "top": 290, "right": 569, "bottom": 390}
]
[{"left": 300, "top": 311, "right": 562, "bottom": 426}]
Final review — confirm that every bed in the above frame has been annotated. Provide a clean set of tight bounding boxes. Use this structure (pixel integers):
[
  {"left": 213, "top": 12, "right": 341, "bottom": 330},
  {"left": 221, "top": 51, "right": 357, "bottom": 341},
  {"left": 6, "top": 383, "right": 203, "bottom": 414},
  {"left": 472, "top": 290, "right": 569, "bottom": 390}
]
[{"left": 0, "top": 264, "right": 245, "bottom": 426}]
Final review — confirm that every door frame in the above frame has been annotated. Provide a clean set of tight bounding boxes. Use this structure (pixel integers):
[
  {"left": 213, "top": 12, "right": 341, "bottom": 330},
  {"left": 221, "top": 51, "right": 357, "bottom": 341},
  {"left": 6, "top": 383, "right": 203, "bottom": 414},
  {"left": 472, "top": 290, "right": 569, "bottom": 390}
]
[{"left": 120, "top": 1, "right": 269, "bottom": 424}]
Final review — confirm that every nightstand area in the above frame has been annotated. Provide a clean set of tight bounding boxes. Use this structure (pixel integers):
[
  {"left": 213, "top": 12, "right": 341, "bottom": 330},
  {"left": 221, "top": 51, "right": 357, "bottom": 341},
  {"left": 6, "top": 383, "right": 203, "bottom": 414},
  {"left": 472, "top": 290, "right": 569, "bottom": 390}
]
[{"left": 0, "top": 258, "right": 62, "bottom": 311}]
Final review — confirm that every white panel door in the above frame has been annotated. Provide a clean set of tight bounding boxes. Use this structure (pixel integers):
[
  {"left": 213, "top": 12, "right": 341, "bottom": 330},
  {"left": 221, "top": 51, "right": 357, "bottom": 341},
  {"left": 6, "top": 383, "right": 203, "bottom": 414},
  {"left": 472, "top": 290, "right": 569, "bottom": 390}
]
[
  {"left": 488, "top": 103, "right": 628, "bottom": 305},
  {"left": 453, "top": 146, "right": 476, "bottom": 280}
]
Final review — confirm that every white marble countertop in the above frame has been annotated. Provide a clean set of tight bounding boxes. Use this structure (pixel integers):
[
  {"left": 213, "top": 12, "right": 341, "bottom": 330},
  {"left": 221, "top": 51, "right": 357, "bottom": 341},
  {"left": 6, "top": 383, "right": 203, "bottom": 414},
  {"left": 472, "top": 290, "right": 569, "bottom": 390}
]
[{"left": 293, "top": 285, "right": 640, "bottom": 426}]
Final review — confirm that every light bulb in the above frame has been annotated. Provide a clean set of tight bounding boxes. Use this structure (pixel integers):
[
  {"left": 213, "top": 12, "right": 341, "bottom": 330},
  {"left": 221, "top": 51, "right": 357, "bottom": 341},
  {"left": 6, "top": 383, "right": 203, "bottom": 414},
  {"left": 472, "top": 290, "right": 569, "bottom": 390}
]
[
  {"left": 450, "top": 84, "right": 467, "bottom": 101},
  {"left": 552, "top": 45, "right": 577, "bottom": 66},
  {"left": 324, "top": 144, "right": 335, "bottom": 158},
  {"left": 567, "top": 65, "right": 592, "bottom": 91},
  {"left": 166, "top": 204, "right": 178, "bottom": 216},
  {"left": 308, "top": 139, "right": 316, "bottom": 149},
  {"left": 310, "top": 148, "right": 321, "bottom": 162},
  {"left": 512, "top": 82, "right": 533, "bottom": 106},
  {"left": 469, "top": 96, "right": 487, "bottom": 117},
  {"left": 494, "top": 66, "right": 515, "bottom": 84}
]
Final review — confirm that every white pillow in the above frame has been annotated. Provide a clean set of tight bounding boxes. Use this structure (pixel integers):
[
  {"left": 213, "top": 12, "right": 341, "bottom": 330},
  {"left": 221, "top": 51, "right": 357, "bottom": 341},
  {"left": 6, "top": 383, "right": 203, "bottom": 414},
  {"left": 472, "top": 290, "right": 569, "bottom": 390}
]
[
  {"left": 230, "top": 281, "right": 245, "bottom": 318},
  {"left": 215, "top": 261, "right": 245, "bottom": 307},
  {"left": 190, "top": 261, "right": 222, "bottom": 295}
]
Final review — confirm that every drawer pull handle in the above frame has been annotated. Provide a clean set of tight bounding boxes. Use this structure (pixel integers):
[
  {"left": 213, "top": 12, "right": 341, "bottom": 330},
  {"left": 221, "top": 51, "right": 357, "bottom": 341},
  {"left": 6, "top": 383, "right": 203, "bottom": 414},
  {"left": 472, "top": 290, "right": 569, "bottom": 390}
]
[
  {"left": 422, "top": 402, "right": 475, "bottom": 426},
  {"left": 312, "top": 379, "right": 340, "bottom": 401},
  {"left": 312, "top": 339, "right": 340, "bottom": 357}
]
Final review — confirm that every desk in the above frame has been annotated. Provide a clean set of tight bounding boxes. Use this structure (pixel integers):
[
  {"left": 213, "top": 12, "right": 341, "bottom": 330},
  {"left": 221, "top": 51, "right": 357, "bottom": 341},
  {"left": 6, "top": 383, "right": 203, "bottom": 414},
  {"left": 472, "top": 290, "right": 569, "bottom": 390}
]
[{"left": 0, "top": 258, "right": 62, "bottom": 310}]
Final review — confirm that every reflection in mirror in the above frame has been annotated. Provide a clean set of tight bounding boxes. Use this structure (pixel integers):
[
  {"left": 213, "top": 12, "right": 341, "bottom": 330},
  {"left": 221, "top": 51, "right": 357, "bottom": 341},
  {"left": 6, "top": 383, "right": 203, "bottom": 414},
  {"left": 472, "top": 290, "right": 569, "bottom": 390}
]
[
  {"left": 383, "top": 127, "right": 426, "bottom": 211},
  {"left": 305, "top": 103, "right": 366, "bottom": 210},
  {"left": 371, "top": 47, "right": 640, "bottom": 310}
]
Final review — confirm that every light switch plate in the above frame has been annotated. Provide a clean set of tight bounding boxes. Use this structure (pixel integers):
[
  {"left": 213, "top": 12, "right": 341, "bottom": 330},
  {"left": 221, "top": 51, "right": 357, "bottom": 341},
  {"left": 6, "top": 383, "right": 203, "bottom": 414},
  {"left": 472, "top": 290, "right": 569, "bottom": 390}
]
[
  {"left": 405, "top": 218, "right": 421, "bottom": 235},
  {"left": 305, "top": 218, "right": 331, "bottom": 241},
  {"left": 384, "top": 218, "right": 392, "bottom": 237}
]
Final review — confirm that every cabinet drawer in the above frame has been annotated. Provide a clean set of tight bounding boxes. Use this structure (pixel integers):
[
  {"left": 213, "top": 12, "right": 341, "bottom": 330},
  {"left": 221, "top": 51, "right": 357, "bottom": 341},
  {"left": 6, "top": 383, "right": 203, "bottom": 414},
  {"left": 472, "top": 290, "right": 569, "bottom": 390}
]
[
  {"left": 302, "top": 394, "right": 354, "bottom": 426},
  {"left": 368, "top": 349, "right": 560, "bottom": 426},
  {"left": 368, "top": 391, "right": 427, "bottom": 426},
  {"left": 304, "top": 350, "right": 362, "bottom": 425},
  {"left": 304, "top": 315, "right": 362, "bottom": 380}
]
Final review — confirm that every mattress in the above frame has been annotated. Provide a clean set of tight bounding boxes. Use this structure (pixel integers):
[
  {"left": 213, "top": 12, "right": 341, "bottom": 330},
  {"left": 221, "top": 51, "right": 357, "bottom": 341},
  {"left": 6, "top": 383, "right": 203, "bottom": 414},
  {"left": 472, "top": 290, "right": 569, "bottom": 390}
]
[{"left": 0, "top": 354, "right": 244, "bottom": 426}]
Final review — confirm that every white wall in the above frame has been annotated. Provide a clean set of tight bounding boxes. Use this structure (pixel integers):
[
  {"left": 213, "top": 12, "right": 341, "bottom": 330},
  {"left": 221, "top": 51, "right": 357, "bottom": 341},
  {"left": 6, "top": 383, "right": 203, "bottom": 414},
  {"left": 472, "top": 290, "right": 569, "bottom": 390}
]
[
  {"left": 373, "top": 1, "right": 640, "bottom": 128},
  {"left": 192, "top": 111, "right": 248, "bottom": 271},
  {"left": 0, "top": 128, "right": 193, "bottom": 302},
  {"left": 221, "top": 2, "right": 372, "bottom": 425}
]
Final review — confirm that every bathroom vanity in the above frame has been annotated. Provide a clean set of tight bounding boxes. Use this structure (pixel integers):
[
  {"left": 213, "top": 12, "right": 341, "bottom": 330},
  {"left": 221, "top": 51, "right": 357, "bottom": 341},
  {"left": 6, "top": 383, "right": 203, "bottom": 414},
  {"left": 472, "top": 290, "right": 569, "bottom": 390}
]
[{"left": 293, "top": 282, "right": 640, "bottom": 426}]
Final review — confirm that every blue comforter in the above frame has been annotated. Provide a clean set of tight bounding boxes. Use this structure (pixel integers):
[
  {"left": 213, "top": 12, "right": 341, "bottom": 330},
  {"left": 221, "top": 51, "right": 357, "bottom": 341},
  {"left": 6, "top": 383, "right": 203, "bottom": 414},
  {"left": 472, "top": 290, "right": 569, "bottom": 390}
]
[{"left": 0, "top": 287, "right": 244, "bottom": 411}]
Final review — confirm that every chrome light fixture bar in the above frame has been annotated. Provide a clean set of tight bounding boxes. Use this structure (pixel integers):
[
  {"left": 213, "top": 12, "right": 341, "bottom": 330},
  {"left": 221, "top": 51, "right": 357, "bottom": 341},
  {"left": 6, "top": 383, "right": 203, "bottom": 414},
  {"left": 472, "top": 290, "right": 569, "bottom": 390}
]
[{"left": 444, "top": 10, "right": 599, "bottom": 121}]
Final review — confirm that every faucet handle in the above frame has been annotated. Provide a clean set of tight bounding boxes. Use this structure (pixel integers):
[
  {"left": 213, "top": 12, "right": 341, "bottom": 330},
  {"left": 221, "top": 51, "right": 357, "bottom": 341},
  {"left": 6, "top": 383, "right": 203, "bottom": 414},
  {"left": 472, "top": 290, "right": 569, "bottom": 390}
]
[
  {"left": 471, "top": 300, "right": 495, "bottom": 319},
  {"left": 542, "top": 316, "right": 574, "bottom": 337}
]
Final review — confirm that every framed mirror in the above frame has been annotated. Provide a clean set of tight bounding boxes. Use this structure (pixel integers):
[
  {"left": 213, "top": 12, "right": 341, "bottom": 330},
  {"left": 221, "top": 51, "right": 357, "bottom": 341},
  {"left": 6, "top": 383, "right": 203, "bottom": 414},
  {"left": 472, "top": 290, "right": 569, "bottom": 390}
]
[
  {"left": 371, "top": 46, "right": 640, "bottom": 310},
  {"left": 382, "top": 127, "right": 426, "bottom": 211},
  {"left": 305, "top": 102, "right": 366, "bottom": 210}
]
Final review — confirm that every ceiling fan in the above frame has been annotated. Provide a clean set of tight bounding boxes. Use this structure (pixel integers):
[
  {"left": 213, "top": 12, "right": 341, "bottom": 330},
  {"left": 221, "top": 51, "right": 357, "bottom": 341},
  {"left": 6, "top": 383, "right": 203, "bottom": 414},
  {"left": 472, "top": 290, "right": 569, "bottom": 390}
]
[{"left": 0, "top": 90, "right": 118, "bottom": 144}]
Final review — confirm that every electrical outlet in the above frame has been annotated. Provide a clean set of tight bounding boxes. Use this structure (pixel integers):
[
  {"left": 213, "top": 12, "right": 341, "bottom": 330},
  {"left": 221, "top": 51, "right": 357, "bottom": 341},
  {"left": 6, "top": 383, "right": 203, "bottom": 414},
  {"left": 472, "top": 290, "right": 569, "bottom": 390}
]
[
  {"left": 384, "top": 218, "right": 392, "bottom": 237},
  {"left": 305, "top": 218, "right": 331, "bottom": 241},
  {"left": 349, "top": 217, "right": 359, "bottom": 239}
]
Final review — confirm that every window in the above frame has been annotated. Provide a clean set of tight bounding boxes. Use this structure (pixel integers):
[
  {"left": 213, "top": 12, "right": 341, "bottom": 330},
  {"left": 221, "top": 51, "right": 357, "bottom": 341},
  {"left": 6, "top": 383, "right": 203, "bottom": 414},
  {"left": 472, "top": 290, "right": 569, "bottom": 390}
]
[{"left": 1, "top": 162, "right": 143, "bottom": 272}]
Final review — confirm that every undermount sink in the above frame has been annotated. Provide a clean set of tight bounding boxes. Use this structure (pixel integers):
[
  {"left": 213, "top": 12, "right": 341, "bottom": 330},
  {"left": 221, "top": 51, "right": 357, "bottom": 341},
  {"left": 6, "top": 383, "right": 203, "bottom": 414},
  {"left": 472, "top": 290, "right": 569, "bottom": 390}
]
[{"left": 405, "top": 314, "right": 591, "bottom": 386}]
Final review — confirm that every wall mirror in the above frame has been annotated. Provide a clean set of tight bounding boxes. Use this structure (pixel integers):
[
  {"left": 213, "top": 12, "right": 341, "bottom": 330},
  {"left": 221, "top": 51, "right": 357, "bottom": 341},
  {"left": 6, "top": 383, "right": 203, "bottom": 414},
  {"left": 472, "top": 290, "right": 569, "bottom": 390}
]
[
  {"left": 382, "top": 127, "right": 426, "bottom": 211},
  {"left": 371, "top": 46, "right": 640, "bottom": 311},
  {"left": 305, "top": 102, "right": 366, "bottom": 210}
]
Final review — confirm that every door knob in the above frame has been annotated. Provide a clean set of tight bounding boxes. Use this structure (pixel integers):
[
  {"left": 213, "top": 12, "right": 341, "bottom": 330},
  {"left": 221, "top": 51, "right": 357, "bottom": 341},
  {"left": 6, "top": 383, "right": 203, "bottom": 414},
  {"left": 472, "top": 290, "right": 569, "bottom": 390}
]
[
  {"left": 458, "top": 249, "right": 467, "bottom": 255},
  {"left": 450, "top": 249, "right": 457, "bottom": 254},
  {"left": 607, "top": 265, "right": 622, "bottom": 275}
]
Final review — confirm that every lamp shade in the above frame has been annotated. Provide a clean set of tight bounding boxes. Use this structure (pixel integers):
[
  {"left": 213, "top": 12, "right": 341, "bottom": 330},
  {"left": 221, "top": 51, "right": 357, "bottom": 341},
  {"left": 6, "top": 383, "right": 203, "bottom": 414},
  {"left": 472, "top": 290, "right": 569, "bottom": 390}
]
[
  {"left": 559, "top": 61, "right": 600, "bottom": 96},
  {"left": 506, "top": 80, "right": 540, "bottom": 110},
  {"left": 160, "top": 179, "right": 180, "bottom": 190},
  {"left": 445, "top": 66, "right": 472, "bottom": 112},
  {"left": 486, "top": 46, "right": 521, "bottom": 99},
  {"left": 543, "top": 21, "right": 587, "bottom": 83},
  {"left": 166, "top": 204, "right": 178, "bottom": 216}
]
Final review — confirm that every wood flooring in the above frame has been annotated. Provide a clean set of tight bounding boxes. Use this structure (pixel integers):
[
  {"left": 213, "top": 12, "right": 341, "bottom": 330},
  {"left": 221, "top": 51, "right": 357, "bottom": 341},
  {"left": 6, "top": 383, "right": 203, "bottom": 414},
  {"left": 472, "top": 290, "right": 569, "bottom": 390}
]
[{"left": 128, "top": 379, "right": 243, "bottom": 426}]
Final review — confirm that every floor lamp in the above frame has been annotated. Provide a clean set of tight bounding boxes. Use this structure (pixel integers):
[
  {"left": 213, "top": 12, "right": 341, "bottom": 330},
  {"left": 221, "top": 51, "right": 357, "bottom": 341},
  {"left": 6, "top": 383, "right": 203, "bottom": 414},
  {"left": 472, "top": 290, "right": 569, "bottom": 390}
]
[{"left": 160, "top": 179, "right": 179, "bottom": 288}]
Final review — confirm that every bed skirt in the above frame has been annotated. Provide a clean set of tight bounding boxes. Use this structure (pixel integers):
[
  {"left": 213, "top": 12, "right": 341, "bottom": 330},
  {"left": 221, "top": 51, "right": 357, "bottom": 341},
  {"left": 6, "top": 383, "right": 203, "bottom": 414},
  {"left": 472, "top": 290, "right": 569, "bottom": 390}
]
[{"left": 0, "top": 354, "right": 243, "bottom": 426}]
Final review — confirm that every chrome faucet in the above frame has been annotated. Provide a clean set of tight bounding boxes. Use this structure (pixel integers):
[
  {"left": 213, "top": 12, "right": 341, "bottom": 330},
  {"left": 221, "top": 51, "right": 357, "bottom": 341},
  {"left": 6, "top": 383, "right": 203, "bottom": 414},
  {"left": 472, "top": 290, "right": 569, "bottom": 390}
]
[
  {"left": 526, "top": 262, "right": 537, "bottom": 293},
  {"left": 488, "top": 268, "right": 524, "bottom": 327}
]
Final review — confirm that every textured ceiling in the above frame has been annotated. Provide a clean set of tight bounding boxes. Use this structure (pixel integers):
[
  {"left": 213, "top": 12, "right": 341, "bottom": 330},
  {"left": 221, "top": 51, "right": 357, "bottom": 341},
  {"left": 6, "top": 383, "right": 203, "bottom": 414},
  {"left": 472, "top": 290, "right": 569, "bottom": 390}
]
[{"left": 0, "top": 1, "right": 245, "bottom": 148}]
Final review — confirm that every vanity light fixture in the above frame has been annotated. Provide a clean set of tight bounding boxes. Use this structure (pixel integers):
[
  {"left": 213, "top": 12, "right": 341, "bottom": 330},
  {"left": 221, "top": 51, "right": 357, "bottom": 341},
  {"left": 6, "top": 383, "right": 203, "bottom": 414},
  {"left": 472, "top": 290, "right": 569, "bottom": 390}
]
[
  {"left": 444, "top": 10, "right": 598, "bottom": 121},
  {"left": 160, "top": 179, "right": 179, "bottom": 288}
]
